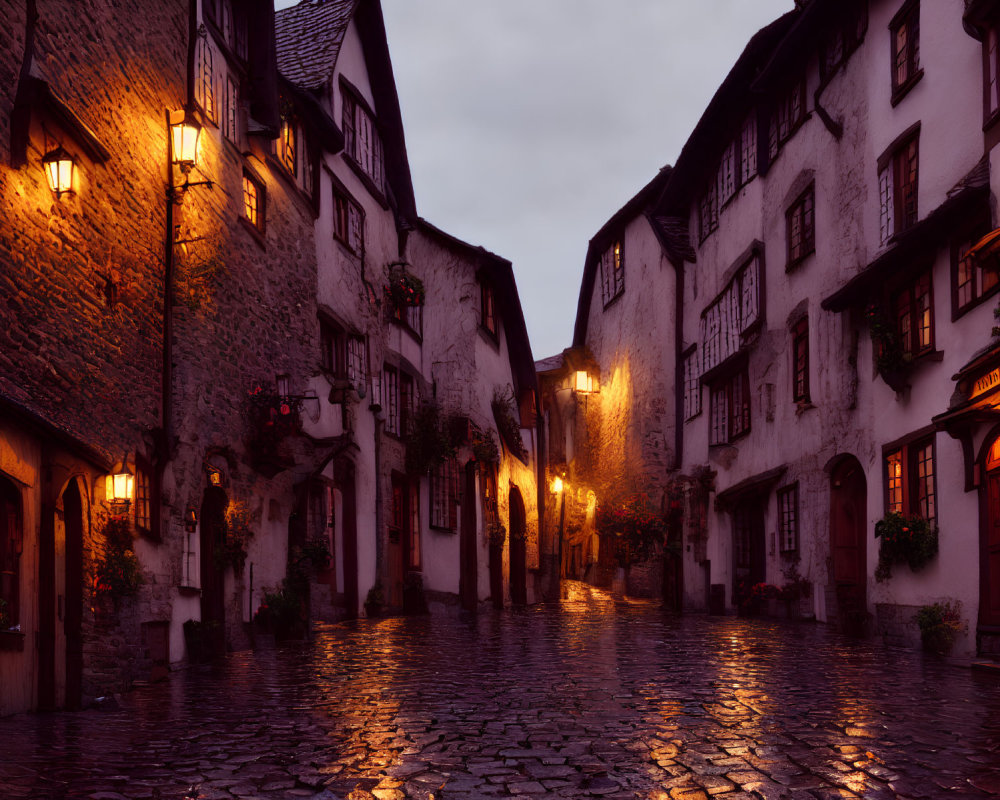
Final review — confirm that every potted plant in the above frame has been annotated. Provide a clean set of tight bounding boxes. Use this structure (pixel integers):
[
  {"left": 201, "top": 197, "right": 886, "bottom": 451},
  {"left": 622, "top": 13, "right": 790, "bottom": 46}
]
[
  {"left": 254, "top": 583, "right": 306, "bottom": 641},
  {"left": 243, "top": 382, "right": 301, "bottom": 473},
  {"left": 92, "top": 517, "right": 143, "bottom": 613},
  {"left": 916, "top": 600, "right": 966, "bottom": 654},
  {"left": 402, "top": 571, "right": 428, "bottom": 615},
  {"left": 383, "top": 261, "right": 424, "bottom": 313},
  {"left": 866, "top": 304, "right": 910, "bottom": 391},
  {"left": 874, "top": 511, "right": 938, "bottom": 582}
]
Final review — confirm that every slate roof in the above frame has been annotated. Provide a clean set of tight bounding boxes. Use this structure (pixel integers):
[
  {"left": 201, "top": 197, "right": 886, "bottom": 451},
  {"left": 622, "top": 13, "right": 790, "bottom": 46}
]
[{"left": 275, "top": 0, "right": 359, "bottom": 91}]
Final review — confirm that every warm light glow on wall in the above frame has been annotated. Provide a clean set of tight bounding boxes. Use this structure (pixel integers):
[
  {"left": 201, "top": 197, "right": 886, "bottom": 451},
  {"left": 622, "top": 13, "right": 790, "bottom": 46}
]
[
  {"left": 575, "top": 370, "right": 599, "bottom": 394},
  {"left": 551, "top": 476, "right": 564, "bottom": 494},
  {"left": 42, "top": 147, "right": 75, "bottom": 196},
  {"left": 107, "top": 459, "right": 135, "bottom": 514}
]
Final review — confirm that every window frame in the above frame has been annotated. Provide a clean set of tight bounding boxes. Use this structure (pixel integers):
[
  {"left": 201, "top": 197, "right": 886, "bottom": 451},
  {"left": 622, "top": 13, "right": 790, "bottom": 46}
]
[
  {"left": 777, "top": 483, "right": 800, "bottom": 554},
  {"left": 195, "top": 34, "right": 217, "bottom": 124},
  {"left": 883, "top": 429, "right": 936, "bottom": 525},
  {"left": 133, "top": 453, "right": 160, "bottom": 539},
  {"left": 791, "top": 316, "right": 810, "bottom": 404},
  {"left": 0, "top": 477, "right": 23, "bottom": 630},
  {"left": 984, "top": 24, "right": 1000, "bottom": 127},
  {"left": 481, "top": 279, "right": 499, "bottom": 338},
  {"left": 878, "top": 127, "right": 920, "bottom": 244},
  {"left": 786, "top": 184, "right": 816, "bottom": 269},
  {"left": 331, "top": 181, "right": 364, "bottom": 257},
  {"left": 951, "top": 215, "right": 1000, "bottom": 319},
  {"left": 682, "top": 345, "right": 702, "bottom": 421},
  {"left": 889, "top": 0, "right": 922, "bottom": 105},
  {"left": 892, "top": 269, "right": 934, "bottom": 361},
  {"left": 241, "top": 167, "right": 266, "bottom": 239},
  {"left": 223, "top": 74, "right": 239, "bottom": 144},
  {"left": 599, "top": 240, "right": 625, "bottom": 307},
  {"left": 709, "top": 366, "right": 750, "bottom": 446},
  {"left": 340, "top": 80, "right": 386, "bottom": 198},
  {"left": 768, "top": 76, "right": 807, "bottom": 163},
  {"left": 819, "top": 0, "right": 869, "bottom": 85},
  {"left": 277, "top": 117, "right": 297, "bottom": 177},
  {"left": 430, "top": 458, "right": 460, "bottom": 532}
]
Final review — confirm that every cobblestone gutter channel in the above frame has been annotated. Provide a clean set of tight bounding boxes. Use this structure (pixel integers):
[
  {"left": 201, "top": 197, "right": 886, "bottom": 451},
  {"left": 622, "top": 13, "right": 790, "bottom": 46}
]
[{"left": 1, "top": 583, "right": 999, "bottom": 799}]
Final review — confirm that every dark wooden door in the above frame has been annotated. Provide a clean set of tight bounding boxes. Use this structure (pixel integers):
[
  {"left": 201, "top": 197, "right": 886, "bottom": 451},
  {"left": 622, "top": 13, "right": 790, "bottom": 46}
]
[
  {"left": 830, "top": 457, "right": 867, "bottom": 615},
  {"left": 509, "top": 488, "right": 527, "bottom": 605},
  {"left": 982, "top": 471, "right": 1000, "bottom": 626},
  {"left": 342, "top": 467, "right": 358, "bottom": 618},
  {"left": 459, "top": 462, "right": 478, "bottom": 611},
  {"left": 200, "top": 486, "right": 228, "bottom": 655},
  {"left": 62, "top": 480, "right": 83, "bottom": 710}
]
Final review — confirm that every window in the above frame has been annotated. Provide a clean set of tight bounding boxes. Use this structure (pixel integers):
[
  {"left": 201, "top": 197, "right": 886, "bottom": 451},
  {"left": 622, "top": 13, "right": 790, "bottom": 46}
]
[
  {"left": 768, "top": 77, "right": 806, "bottom": 161},
  {"left": 242, "top": 170, "right": 265, "bottom": 235},
  {"left": 893, "top": 271, "right": 933, "bottom": 359},
  {"left": 953, "top": 223, "right": 1000, "bottom": 316},
  {"left": 739, "top": 114, "right": 758, "bottom": 187},
  {"left": 777, "top": 484, "right": 799, "bottom": 553},
  {"left": 224, "top": 75, "right": 239, "bottom": 143},
  {"left": 134, "top": 455, "right": 153, "bottom": 535},
  {"left": 342, "top": 86, "right": 385, "bottom": 192},
  {"left": 700, "top": 251, "right": 762, "bottom": 375},
  {"left": 683, "top": 347, "right": 702, "bottom": 420},
  {"left": 890, "top": 0, "right": 921, "bottom": 102},
  {"left": 792, "top": 317, "right": 810, "bottom": 403},
  {"left": 319, "top": 320, "right": 366, "bottom": 387},
  {"left": 0, "top": 477, "right": 22, "bottom": 629},
  {"left": 820, "top": 0, "right": 869, "bottom": 82},
  {"left": 787, "top": 186, "right": 815, "bottom": 267},
  {"left": 698, "top": 183, "right": 719, "bottom": 242},
  {"left": 879, "top": 132, "right": 918, "bottom": 244},
  {"left": 481, "top": 280, "right": 498, "bottom": 336},
  {"left": 709, "top": 368, "right": 750, "bottom": 446},
  {"left": 195, "top": 35, "right": 216, "bottom": 122},
  {"left": 383, "top": 365, "right": 399, "bottom": 434},
  {"left": 278, "top": 118, "right": 296, "bottom": 176},
  {"left": 400, "top": 372, "right": 414, "bottom": 437},
  {"left": 884, "top": 433, "right": 936, "bottom": 524},
  {"left": 430, "top": 458, "right": 460, "bottom": 531},
  {"left": 986, "top": 26, "right": 1000, "bottom": 121},
  {"left": 733, "top": 505, "right": 752, "bottom": 570},
  {"left": 599, "top": 241, "right": 625, "bottom": 306},
  {"left": 333, "top": 186, "right": 364, "bottom": 255}
]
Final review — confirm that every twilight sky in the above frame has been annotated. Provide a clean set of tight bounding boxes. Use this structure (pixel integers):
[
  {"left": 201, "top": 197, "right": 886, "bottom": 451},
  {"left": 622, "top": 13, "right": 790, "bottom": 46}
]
[{"left": 275, "top": 0, "right": 793, "bottom": 360}]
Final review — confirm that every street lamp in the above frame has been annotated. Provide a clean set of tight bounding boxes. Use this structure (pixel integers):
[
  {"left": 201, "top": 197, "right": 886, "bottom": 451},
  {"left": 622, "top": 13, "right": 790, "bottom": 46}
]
[
  {"left": 169, "top": 108, "right": 201, "bottom": 171},
  {"left": 574, "top": 370, "right": 598, "bottom": 394},
  {"left": 42, "top": 146, "right": 75, "bottom": 196}
]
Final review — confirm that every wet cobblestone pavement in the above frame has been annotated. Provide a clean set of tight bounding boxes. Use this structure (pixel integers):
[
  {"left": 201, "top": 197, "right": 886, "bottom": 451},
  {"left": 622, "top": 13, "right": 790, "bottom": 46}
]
[{"left": 2, "top": 583, "right": 1000, "bottom": 800}]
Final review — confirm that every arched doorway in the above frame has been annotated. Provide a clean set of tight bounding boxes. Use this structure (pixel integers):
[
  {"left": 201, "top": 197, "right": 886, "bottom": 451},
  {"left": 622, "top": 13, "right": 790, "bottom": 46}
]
[
  {"left": 200, "top": 485, "right": 228, "bottom": 656},
  {"left": 980, "top": 433, "right": 1000, "bottom": 630},
  {"left": 509, "top": 487, "right": 527, "bottom": 605},
  {"left": 830, "top": 456, "right": 867, "bottom": 628}
]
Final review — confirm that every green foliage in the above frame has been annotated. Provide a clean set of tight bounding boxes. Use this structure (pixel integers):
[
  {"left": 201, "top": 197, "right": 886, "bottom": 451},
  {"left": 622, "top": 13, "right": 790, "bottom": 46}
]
[
  {"left": 470, "top": 423, "right": 500, "bottom": 465},
  {"left": 404, "top": 403, "right": 458, "bottom": 475},
  {"left": 865, "top": 304, "right": 909, "bottom": 376},
  {"left": 874, "top": 511, "right": 938, "bottom": 582},
  {"left": 254, "top": 582, "right": 305, "bottom": 638},
  {"left": 491, "top": 386, "right": 528, "bottom": 462},
  {"left": 93, "top": 517, "right": 143, "bottom": 599},
  {"left": 596, "top": 495, "right": 666, "bottom": 566},
  {"left": 915, "top": 600, "right": 965, "bottom": 654}
]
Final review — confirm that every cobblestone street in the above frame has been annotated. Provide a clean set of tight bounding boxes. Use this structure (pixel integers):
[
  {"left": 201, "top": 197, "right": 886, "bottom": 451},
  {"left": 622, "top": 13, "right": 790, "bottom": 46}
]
[{"left": 1, "top": 583, "right": 999, "bottom": 800}]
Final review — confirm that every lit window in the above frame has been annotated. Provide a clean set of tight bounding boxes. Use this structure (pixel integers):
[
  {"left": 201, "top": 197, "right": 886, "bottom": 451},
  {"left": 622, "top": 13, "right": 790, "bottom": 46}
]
[
  {"left": 278, "top": 118, "right": 296, "bottom": 176},
  {"left": 599, "top": 240, "right": 625, "bottom": 306},
  {"left": 954, "top": 223, "right": 1000, "bottom": 316},
  {"left": 481, "top": 280, "right": 498, "bottom": 336},
  {"left": 787, "top": 186, "right": 815, "bottom": 267},
  {"left": 242, "top": 170, "right": 265, "bottom": 234},
  {"left": 777, "top": 484, "right": 799, "bottom": 553},
  {"left": 893, "top": 271, "right": 933, "bottom": 359},
  {"left": 884, "top": 434, "right": 936, "bottom": 524},
  {"left": 134, "top": 457, "right": 152, "bottom": 533},
  {"left": 890, "top": 0, "right": 920, "bottom": 101},
  {"left": 792, "top": 317, "right": 810, "bottom": 403}
]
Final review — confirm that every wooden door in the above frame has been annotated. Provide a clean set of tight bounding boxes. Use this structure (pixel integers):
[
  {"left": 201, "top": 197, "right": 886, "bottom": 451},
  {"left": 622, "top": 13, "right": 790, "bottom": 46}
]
[
  {"left": 830, "top": 457, "right": 867, "bottom": 612},
  {"left": 982, "top": 470, "right": 1000, "bottom": 626},
  {"left": 387, "top": 475, "right": 405, "bottom": 609},
  {"left": 459, "top": 462, "right": 478, "bottom": 611},
  {"left": 199, "top": 486, "right": 227, "bottom": 655},
  {"left": 62, "top": 481, "right": 83, "bottom": 710}
]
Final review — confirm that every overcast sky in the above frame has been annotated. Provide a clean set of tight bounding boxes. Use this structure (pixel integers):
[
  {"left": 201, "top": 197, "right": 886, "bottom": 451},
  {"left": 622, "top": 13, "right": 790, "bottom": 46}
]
[{"left": 276, "top": 0, "right": 793, "bottom": 360}]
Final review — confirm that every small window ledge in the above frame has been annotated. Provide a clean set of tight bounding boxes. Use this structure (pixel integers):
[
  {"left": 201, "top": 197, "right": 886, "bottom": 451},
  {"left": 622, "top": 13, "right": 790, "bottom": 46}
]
[{"left": 890, "top": 69, "right": 924, "bottom": 108}]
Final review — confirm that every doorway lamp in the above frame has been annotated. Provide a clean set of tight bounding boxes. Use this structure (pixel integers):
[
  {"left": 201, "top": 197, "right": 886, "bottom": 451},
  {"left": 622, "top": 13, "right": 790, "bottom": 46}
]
[
  {"left": 42, "top": 146, "right": 75, "bottom": 197},
  {"left": 107, "top": 455, "right": 135, "bottom": 517},
  {"left": 575, "top": 370, "right": 598, "bottom": 395}
]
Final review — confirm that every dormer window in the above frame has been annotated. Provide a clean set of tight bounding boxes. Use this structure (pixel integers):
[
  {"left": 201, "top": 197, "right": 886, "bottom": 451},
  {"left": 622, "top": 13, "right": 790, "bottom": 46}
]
[
  {"left": 481, "top": 280, "right": 498, "bottom": 337},
  {"left": 278, "top": 118, "right": 296, "bottom": 176},
  {"left": 342, "top": 85, "right": 385, "bottom": 194}
]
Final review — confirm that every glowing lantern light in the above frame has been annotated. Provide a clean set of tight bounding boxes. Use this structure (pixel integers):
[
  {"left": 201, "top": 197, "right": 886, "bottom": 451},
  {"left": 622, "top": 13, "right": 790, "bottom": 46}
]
[
  {"left": 169, "top": 109, "right": 201, "bottom": 170},
  {"left": 575, "top": 370, "right": 596, "bottom": 394},
  {"left": 42, "top": 147, "right": 75, "bottom": 196},
  {"left": 552, "top": 476, "right": 564, "bottom": 494},
  {"left": 184, "top": 507, "right": 198, "bottom": 533},
  {"left": 107, "top": 457, "right": 135, "bottom": 516}
]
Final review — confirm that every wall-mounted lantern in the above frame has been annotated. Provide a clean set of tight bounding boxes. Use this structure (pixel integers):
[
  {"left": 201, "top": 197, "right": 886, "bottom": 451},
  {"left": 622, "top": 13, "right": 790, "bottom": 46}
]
[
  {"left": 184, "top": 506, "right": 198, "bottom": 533},
  {"left": 574, "top": 370, "right": 598, "bottom": 394},
  {"left": 107, "top": 456, "right": 135, "bottom": 516},
  {"left": 169, "top": 108, "right": 202, "bottom": 171},
  {"left": 205, "top": 463, "right": 224, "bottom": 487},
  {"left": 42, "top": 146, "right": 75, "bottom": 196},
  {"left": 551, "top": 476, "right": 564, "bottom": 494}
]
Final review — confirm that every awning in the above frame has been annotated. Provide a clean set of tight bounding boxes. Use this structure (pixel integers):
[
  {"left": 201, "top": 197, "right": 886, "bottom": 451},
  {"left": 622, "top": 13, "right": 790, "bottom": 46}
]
[{"left": 715, "top": 465, "right": 787, "bottom": 512}]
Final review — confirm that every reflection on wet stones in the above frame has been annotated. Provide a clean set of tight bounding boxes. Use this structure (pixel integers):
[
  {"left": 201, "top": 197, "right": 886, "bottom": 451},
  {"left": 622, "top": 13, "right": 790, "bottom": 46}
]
[{"left": 0, "top": 582, "right": 999, "bottom": 798}]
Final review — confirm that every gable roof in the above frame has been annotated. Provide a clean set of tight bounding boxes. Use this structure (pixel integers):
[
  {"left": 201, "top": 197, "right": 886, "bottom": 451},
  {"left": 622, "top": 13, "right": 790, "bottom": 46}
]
[
  {"left": 275, "top": 0, "right": 417, "bottom": 223},
  {"left": 571, "top": 167, "right": 672, "bottom": 348},
  {"left": 415, "top": 218, "right": 538, "bottom": 398},
  {"left": 275, "top": 0, "right": 359, "bottom": 92}
]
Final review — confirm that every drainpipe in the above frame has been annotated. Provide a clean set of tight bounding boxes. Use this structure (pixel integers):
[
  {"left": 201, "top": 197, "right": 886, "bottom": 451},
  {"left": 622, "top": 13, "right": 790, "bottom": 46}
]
[
  {"left": 372, "top": 414, "right": 384, "bottom": 595},
  {"left": 670, "top": 255, "right": 684, "bottom": 471}
]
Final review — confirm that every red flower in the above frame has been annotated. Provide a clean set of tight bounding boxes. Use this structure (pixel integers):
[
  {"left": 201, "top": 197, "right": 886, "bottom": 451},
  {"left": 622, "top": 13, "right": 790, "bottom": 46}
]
[{"left": 279, "top": 403, "right": 291, "bottom": 416}]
